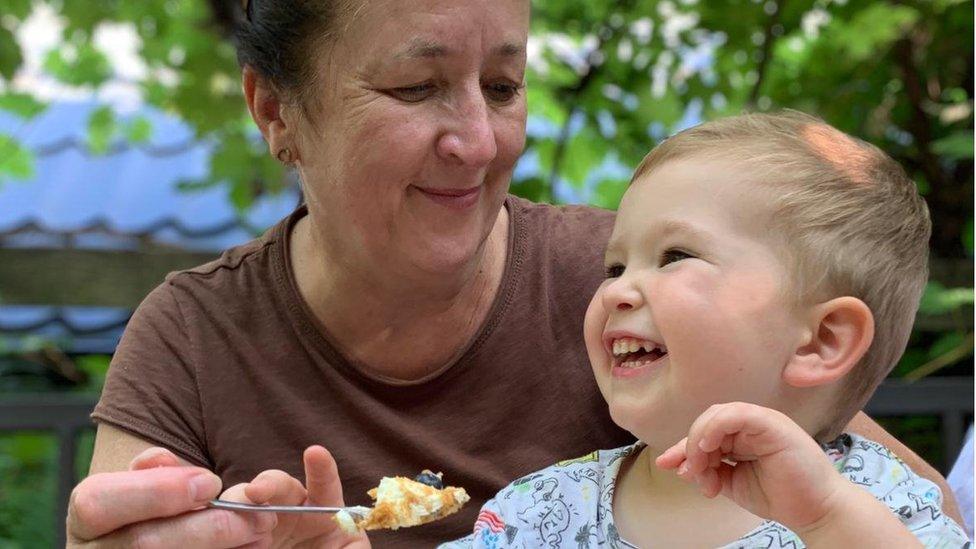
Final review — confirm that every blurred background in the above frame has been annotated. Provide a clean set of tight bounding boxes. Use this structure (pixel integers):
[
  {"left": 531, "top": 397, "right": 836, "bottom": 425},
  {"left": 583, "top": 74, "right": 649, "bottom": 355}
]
[{"left": 0, "top": 0, "right": 972, "bottom": 546}]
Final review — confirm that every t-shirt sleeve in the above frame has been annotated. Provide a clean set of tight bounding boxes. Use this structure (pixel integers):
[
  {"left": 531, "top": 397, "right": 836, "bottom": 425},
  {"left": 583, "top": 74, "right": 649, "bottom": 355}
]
[
  {"left": 842, "top": 436, "right": 971, "bottom": 547},
  {"left": 439, "top": 495, "right": 522, "bottom": 549},
  {"left": 91, "top": 281, "right": 210, "bottom": 467},
  {"left": 894, "top": 478, "right": 971, "bottom": 547}
]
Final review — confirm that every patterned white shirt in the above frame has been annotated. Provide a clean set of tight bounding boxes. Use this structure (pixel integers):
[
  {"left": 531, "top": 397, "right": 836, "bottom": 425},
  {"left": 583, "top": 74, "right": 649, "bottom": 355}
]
[{"left": 441, "top": 434, "right": 970, "bottom": 548}]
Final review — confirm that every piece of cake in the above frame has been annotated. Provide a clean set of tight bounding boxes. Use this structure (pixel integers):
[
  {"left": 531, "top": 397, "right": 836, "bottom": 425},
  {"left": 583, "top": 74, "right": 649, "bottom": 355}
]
[{"left": 333, "top": 470, "right": 469, "bottom": 534}]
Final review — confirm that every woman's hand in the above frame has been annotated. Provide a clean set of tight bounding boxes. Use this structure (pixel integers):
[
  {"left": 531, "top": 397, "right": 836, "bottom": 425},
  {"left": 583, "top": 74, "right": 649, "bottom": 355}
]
[
  {"left": 655, "top": 402, "right": 851, "bottom": 531},
  {"left": 219, "top": 445, "right": 371, "bottom": 549},
  {"left": 67, "top": 447, "right": 276, "bottom": 548}
]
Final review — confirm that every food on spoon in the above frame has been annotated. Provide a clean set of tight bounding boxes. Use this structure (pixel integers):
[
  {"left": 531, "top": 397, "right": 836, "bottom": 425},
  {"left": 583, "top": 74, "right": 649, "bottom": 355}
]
[{"left": 333, "top": 470, "right": 469, "bottom": 534}]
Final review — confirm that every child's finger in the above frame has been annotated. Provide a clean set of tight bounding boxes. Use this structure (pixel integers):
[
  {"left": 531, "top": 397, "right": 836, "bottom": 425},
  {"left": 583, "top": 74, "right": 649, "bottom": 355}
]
[
  {"left": 303, "top": 445, "right": 345, "bottom": 507},
  {"left": 655, "top": 439, "right": 688, "bottom": 469},
  {"left": 717, "top": 463, "right": 736, "bottom": 500},
  {"left": 708, "top": 446, "right": 724, "bottom": 470},
  {"left": 697, "top": 467, "right": 721, "bottom": 498},
  {"left": 684, "top": 404, "right": 727, "bottom": 474},
  {"left": 697, "top": 402, "right": 778, "bottom": 457}
]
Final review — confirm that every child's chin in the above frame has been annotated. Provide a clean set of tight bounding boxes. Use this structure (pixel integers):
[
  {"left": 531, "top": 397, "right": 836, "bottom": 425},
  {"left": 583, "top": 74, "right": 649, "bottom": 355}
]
[{"left": 610, "top": 404, "right": 691, "bottom": 449}]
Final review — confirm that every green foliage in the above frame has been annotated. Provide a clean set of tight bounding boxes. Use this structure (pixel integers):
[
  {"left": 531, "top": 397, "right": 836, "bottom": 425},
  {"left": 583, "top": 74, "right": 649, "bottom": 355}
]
[
  {"left": 42, "top": 41, "right": 112, "bottom": 87},
  {"left": 932, "top": 131, "right": 974, "bottom": 160},
  {"left": 0, "top": 93, "right": 47, "bottom": 119},
  {"left": 920, "top": 282, "right": 975, "bottom": 316},
  {"left": 0, "top": 134, "right": 33, "bottom": 182},
  {"left": 0, "top": 26, "right": 22, "bottom": 81},
  {"left": 124, "top": 116, "right": 153, "bottom": 144},
  {"left": 86, "top": 105, "right": 118, "bottom": 154},
  {"left": 0, "top": 433, "right": 56, "bottom": 548}
]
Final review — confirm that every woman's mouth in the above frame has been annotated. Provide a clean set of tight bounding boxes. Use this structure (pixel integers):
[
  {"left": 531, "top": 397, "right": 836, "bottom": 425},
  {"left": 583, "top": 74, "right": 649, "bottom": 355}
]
[
  {"left": 609, "top": 337, "right": 668, "bottom": 378},
  {"left": 413, "top": 185, "right": 481, "bottom": 210}
]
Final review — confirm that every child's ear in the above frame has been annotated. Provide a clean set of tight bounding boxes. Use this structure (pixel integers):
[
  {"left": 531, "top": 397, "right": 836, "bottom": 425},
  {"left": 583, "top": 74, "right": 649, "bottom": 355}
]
[{"left": 783, "top": 297, "right": 875, "bottom": 388}]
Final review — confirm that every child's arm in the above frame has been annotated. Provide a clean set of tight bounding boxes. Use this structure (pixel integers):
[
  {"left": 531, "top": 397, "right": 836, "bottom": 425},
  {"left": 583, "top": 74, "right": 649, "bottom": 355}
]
[{"left": 656, "top": 402, "right": 921, "bottom": 547}]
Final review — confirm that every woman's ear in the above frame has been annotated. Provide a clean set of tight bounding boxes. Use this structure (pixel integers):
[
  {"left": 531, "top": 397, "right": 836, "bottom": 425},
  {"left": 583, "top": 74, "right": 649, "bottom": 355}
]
[
  {"left": 242, "top": 65, "right": 297, "bottom": 161},
  {"left": 783, "top": 297, "right": 875, "bottom": 388}
]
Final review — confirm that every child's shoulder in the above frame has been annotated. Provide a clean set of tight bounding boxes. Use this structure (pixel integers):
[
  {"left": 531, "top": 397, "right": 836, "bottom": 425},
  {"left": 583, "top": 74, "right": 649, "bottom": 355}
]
[
  {"left": 457, "top": 444, "right": 640, "bottom": 548},
  {"left": 824, "top": 433, "right": 969, "bottom": 546},
  {"left": 496, "top": 443, "right": 639, "bottom": 501},
  {"left": 826, "top": 433, "right": 932, "bottom": 491}
]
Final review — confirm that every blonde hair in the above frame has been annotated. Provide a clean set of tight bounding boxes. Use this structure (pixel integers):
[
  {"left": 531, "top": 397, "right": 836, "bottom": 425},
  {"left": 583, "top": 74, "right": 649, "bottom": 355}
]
[{"left": 633, "top": 111, "right": 931, "bottom": 440}]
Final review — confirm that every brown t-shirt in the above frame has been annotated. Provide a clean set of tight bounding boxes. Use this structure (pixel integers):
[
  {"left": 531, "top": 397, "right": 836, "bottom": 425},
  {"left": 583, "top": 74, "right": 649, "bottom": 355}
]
[{"left": 92, "top": 195, "right": 635, "bottom": 547}]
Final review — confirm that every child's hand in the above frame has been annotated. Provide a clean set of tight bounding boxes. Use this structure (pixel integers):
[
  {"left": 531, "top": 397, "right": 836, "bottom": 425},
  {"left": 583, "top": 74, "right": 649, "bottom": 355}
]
[
  {"left": 655, "top": 402, "right": 849, "bottom": 532},
  {"left": 218, "top": 445, "right": 370, "bottom": 549}
]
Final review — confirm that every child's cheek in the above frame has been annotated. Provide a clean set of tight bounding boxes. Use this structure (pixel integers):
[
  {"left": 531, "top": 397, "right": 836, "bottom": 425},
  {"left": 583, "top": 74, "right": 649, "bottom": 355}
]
[{"left": 583, "top": 286, "right": 612, "bottom": 391}]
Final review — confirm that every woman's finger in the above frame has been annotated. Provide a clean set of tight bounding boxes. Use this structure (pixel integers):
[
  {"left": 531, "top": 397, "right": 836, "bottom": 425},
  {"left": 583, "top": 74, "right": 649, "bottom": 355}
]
[
  {"left": 129, "top": 447, "right": 183, "bottom": 470},
  {"left": 67, "top": 466, "right": 223, "bottom": 542},
  {"left": 244, "top": 469, "right": 307, "bottom": 505},
  {"left": 100, "top": 507, "right": 275, "bottom": 549},
  {"left": 303, "top": 445, "right": 344, "bottom": 506}
]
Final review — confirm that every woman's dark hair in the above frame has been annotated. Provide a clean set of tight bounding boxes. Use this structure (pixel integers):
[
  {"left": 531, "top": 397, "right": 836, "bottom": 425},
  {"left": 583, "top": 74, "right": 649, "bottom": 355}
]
[{"left": 235, "top": 0, "right": 349, "bottom": 107}]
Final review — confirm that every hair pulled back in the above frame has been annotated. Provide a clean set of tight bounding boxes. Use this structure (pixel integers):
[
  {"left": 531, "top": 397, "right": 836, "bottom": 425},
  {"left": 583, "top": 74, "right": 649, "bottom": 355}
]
[{"left": 235, "top": 0, "right": 350, "bottom": 107}]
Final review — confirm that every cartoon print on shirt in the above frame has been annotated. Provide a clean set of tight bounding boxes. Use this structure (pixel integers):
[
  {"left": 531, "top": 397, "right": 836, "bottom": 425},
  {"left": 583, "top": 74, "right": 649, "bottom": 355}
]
[{"left": 438, "top": 434, "right": 969, "bottom": 549}]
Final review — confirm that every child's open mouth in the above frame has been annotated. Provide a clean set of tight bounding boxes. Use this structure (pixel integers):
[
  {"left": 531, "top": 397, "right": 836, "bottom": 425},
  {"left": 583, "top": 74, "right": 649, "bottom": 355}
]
[{"left": 610, "top": 337, "right": 668, "bottom": 373}]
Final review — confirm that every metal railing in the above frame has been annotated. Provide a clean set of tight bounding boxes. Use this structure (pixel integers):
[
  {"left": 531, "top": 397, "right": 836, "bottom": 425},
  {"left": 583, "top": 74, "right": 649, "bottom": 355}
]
[{"left": 0, "top": 377, "right": 973, "bottom": 548}]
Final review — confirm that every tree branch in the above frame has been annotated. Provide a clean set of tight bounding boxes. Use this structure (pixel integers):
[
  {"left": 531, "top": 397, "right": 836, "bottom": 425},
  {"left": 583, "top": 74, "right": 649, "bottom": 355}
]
[{"left": 748, "top": 0, "right": 785, "bottom": 107}]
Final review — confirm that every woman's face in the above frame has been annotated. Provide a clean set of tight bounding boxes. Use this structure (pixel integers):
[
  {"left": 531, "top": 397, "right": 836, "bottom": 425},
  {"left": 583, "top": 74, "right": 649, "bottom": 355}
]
[{"left": 294, "top": 0, "right": 529, "bottom": 278}]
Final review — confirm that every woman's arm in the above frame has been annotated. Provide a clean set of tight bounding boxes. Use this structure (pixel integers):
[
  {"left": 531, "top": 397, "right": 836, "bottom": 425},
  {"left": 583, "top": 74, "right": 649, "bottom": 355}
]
[{"left": 846, "top": 411, "right": 963, "bottom": 525}]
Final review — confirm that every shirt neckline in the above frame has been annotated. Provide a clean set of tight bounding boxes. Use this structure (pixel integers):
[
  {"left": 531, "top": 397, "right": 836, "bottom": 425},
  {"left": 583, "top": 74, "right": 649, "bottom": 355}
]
[{"left": 269, "top": 195, "right": 527, "bottom": 387}]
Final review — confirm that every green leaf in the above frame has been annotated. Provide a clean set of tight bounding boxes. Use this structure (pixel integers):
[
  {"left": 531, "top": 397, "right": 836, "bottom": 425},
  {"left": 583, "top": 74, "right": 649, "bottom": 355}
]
[
  {"left": 561, "top": 126, "right": 608, "bottom": 188},
  {"left": 927, "top": 331, "right": 968, "bottom": 360},
  {"left": 931, "top": 131, "right": 974, "bottom": 160},
  {"left": 0, "top": 134, "right": 34, "bottom": 181},
  {"left": 124, "top": 116, "right": 153, "bottom": 143},
  {"left": 591, "top": 178, "right": 629, "bottom": 210},
  {"left": 0, "top": 0, "right": 33, "bottom": 19},
  {"left": 0, "top": 26, "right": 23, "bottom": 81},
  {"left": 918, "top": 282, "right": 975, "bottom": 315},
  {"left": 0, "top": 93, "right": 47, "bottom": 119},
  {"left": 43, "top": 42, "right": 113, "bottom": 87},
  {"left": 87, "top": 106, "right": 117, "bottom": 154}
]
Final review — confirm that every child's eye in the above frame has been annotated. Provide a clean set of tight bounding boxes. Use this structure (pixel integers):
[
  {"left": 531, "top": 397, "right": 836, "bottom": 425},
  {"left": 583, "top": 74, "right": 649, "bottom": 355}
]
[
  {"left": 659, "top": 249, "right": 694, "bottom": 267},
  {"left": 604, "top": 264, "right": 625, "bottom": 278}
]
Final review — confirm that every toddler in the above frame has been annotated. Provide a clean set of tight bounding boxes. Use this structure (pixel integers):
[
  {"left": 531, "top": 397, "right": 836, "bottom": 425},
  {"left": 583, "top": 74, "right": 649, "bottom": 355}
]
[{"left": 445, "top": 111, "right": 969, "bottom": 548}]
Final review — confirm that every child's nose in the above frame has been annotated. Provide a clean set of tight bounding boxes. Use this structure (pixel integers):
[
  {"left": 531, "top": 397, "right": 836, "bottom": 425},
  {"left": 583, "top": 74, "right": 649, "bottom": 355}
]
[{"left": 602, "top": 278, "right": 643, "bottom": 312}]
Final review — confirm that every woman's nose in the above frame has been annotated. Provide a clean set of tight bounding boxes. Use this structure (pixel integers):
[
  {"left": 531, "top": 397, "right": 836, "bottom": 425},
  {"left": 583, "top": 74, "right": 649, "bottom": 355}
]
[
  {"left": 602, "top": 277, "right": 643, "bottom": 312},
  {"left": 436, "top": 88, "right": 498, "bottom": 167}
]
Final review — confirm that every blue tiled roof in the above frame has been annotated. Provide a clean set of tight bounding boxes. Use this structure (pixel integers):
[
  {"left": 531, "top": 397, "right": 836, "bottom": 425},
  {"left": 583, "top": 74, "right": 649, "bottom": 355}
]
[
  {"left": 0, "top": 100, "right": 301, "bottom": 353},
  {"left": 0, "top": 100, "right": 301, "bottom": 251}
]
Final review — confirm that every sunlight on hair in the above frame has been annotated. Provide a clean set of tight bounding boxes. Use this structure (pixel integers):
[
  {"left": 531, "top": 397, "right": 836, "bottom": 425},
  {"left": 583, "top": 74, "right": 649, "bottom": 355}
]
[{"left": 800, "top": 123, "right": 873, "bottom": 186}]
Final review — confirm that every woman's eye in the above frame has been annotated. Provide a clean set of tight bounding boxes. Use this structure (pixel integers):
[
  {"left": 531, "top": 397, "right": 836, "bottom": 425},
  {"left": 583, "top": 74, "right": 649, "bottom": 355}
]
[
  {"left": 604, "top": 264, "right": 625, "bottom": 278},
  {"left": 389, "top": 83, "right": 435, "bottom": 102},
  {"left": 484, "top": 82, "right": 521, "bottom": 104},
  {"left": 659, "top": 249, "right": 694, "bottom": 267}
]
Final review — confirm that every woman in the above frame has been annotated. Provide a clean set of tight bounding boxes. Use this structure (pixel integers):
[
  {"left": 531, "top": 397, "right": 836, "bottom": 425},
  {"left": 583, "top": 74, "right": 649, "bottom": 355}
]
[{"left": 66, "top": 1, "right": 958, "bottom": 547}]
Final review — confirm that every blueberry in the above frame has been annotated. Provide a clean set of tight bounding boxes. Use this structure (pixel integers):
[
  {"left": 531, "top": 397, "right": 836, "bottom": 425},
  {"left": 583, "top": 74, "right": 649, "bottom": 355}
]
[{"left": 414, "top": 471, "right": 444, "bottom": 489}]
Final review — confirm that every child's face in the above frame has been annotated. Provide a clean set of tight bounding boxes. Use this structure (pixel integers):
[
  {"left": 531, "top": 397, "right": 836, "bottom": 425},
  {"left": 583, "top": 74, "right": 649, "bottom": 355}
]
[{"left": 584, "top": 157, "right": 810, "bottom": 445}]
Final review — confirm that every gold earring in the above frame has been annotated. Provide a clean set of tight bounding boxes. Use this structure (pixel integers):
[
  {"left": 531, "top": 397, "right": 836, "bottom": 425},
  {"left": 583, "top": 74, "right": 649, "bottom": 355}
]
[{"left": 276, "top": 148, "right": 293, "bottom": 164}]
